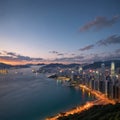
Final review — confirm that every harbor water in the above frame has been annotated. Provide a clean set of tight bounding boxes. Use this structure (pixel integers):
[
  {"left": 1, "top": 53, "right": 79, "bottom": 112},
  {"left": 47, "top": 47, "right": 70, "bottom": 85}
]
[{"left": 0, "top": 67, "right": 95, "bottom": 120}]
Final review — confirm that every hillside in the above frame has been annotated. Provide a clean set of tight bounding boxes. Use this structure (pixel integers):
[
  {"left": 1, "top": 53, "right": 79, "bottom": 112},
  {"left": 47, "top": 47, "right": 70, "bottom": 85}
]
[
  {"left": 83, "top": 60, "right": 120, "bottom": 70},
  {"left": 41, "top": 63, "right": 80, "bottom": 69},
  {"left": 40, "top": 60, "right": 120, "bottom": 70},
  {"left": 58, "top": 103, "right": 120, "bottom": 120},
  {"left": 0, "top": 63, "right": 12, "bottom": 69}
]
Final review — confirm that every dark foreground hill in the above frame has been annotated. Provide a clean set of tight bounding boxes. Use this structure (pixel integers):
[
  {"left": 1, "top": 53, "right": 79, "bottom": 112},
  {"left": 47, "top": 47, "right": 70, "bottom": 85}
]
[{"left": 58, "top": 103, "right": 120, "bottom": 120}]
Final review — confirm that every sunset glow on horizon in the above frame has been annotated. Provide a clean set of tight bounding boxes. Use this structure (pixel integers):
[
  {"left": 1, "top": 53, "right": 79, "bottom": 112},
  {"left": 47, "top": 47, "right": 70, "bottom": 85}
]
[{"left": 0, "top": 0, "right": 120, "bottom": 65}]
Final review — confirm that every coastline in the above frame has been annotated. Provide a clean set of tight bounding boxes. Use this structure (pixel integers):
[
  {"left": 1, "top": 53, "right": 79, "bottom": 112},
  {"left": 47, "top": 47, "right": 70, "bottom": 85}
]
[{"left": 45, "top": 84, "right": 116, "bottom": 120}]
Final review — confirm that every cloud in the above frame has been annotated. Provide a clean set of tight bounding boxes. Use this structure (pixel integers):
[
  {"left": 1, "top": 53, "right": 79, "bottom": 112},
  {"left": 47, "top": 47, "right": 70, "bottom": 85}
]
[
  {"left": 78, "top": 34, "right": 120, "bottom": 52},
  {"left": 52, "top": 52, "right": 120, "bottom": 63},
  {"left": 49, "top": 34, "right": 120, "bottom": 63},
  {"left": 0, "top": 51, "right": 44, "bottom": 62},
  {"left": 29, "top": 57, "right": 43, "bottom": 61},
  {"left": 71, "top": 53, "right": 75, "bottom": 56},
  {"left": 1, "top": 48, "right": 120, "bottom": 65},
  {"left": 77, "top": 52, "right": 120, "bottom": 64},
  {"left": 57, "top": 53, "right": 64, "bottom": 56},
  {"left": 79, "top": 44, "right": 94, "bottom": 51},
  {"left": 52, "top": 55, "right": 85, "bottom": 63},
  {"left": 49, "top": 50, "right": 65, "bottom": 56},
  {"left": 115, "top": 48, "right": 120, "bottom": 53},
  {"left": 97, "top": 34, "right": 120, "bottom": 46},
  {"left": 89, "top": 52, "right": 120, "bottom": 62},
  {"left": 6, "top": 52, "right": 17, "bottom": 56},
  {"left": 65, "top": 51, "right": 120, "bottom": 63},
  {"left": 49, "top": 51, "right": 58, "bottom": 54},
  {"left": 80, "top": 15, "right": 120, "bottom": 32}
]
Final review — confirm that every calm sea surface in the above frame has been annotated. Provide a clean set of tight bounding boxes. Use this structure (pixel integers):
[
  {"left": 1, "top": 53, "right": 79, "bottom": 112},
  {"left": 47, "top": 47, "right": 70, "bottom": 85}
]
[{"left": 0, "top": 66, "right": 95, "bottom": 120}]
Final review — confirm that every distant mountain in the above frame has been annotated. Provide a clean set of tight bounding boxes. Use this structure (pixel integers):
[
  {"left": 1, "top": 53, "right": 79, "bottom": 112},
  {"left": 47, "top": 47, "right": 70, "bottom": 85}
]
[
  {"left": 83, "top": 60, "right": 120, "bottom": 70},
  {"left": 1, "top": 60, "right": 119, "bottom": 70},
  {"left": 41, "top": 63, "right": 80, "bottom": 69},
  {"left": 0, "top": 63, "right": 31, "bottom": 69},
  {"left": 40, "top": 60, "right": 120, "bottom": 70},
  {"left": 13, "top": 64, "right": 30, "bottom": 69},
  {"left": 0, "top": 63, "right": 12, "bottom": 69},
  {"left": 36, "top": 63, "right": 45, "bottom": 66}
]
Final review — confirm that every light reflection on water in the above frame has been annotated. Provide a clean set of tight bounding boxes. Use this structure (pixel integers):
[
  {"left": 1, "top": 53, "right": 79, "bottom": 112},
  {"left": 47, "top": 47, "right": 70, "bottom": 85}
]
[{"left": 0, "top": 67, "right": 95, "bottom": 120}]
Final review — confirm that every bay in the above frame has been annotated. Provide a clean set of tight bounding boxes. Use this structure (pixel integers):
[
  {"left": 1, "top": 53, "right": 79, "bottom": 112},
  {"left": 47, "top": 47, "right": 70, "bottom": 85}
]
[{"left": 0, "top": 67, "right": 95, "bottom": 120}]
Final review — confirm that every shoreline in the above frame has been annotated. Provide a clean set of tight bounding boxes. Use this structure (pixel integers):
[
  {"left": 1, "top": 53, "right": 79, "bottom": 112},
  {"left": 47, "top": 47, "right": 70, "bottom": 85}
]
[{"left": 45, "top": 84, "right": 116, "bottom": 120}]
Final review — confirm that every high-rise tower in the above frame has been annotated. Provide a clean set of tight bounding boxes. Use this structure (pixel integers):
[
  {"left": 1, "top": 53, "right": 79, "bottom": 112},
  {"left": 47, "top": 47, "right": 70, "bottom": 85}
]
[
  {"left": 101, "top": 63, "right": 105, "bottom": 74},
  {"left": 101, "top": 63, "right": 105, "bottom": 81},
  {"left": 110, "top": 62, "right": 116, "bottom": 98},
  {"left": 111, "top": 62, "right": 115, "bottom": 77},
  {"left": 100, "top": 63, "right": 106, "bottom": 93},
  {"left": 78, "top": 66, "right": 83, "bottom": 74}
]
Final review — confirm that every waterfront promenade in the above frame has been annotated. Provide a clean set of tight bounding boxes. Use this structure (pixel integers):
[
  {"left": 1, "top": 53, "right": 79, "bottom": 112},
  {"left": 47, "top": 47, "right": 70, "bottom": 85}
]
[{"left": 46, "top": 84, "right": 116, "bottom": 120}]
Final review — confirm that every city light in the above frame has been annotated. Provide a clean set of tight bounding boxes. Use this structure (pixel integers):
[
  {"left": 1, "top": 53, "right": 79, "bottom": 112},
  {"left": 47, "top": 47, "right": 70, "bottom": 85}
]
[
  {"left": 46, "top": 62, "right": 120, "bottom": 120},
  {"left": 46, "top": 84, "right": 115, "bottom": 120}
]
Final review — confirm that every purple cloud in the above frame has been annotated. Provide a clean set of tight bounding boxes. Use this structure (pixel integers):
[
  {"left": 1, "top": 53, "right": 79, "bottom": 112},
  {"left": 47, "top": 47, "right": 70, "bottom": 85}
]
[
  {"left": 49, "top": 50, "right": 65, "bottom": 56},
  {"left": 52, "top": 55, "right": 85, "bottom": 63},
  {"left": 79, "top": 44, "right": 94, "bottom": 51},
  {"left": 0, "top": 51, "right": 44, "bottom": 61},
  {"left": 49, "top": 51, "right": 58, "bottom": 54},
  {"left": 80, "top": 15, "right": 120, "bottom": 32},
  {"left": 71, "top": 53, "right": 75, "bottom": 56},
  {"left": 80, "top": 52, "right": 120, "bottom": 64},
  {"left": 97, "top": 34, "right": 120, "bottom": 46},
  {"left": 57, "top": 53, "right": 64, "bottom": 56},
  {"left": 115, "top": 48, "right": 120, "bottom": 53},
  {"left": 6, "top": 52, "right": 17, "bottom": 56},
  {"left": 52, "top": 52, "right": 119, "bottom": 63}
]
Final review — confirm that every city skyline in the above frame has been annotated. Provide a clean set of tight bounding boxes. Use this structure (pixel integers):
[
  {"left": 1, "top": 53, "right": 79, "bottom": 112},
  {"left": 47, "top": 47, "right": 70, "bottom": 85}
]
[{"left": 0, "top": 0, "right": 120, "bottom": 65}]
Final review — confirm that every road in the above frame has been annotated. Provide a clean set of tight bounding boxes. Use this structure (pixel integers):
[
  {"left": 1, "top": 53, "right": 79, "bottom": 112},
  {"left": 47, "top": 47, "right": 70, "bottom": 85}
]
[{"left": 45, "top": 84, "right": 116, "bottom": 120}]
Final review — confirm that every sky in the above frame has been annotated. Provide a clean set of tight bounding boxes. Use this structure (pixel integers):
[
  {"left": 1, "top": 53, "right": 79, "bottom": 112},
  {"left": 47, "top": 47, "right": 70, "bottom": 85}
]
[{"left": 0, "top": 0, "right": 120, "bottom": 65}]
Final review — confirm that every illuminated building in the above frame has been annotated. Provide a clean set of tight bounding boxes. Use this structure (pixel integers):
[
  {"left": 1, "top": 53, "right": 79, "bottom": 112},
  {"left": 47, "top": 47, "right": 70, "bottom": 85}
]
[
  {"left": 105, "top": 80, "right": 108, "bottom": 96},
  {"left": 111, "top": 62, "right": 115, "bottom": 77},
  {"left": 93, "top": 71, "right": 99, "bottom": 91},
  {"left": 0, "top": 69, "right": 8, "bottom": 74},
  {"left": 116, "top": 68, "right": 120, "bottom": 81},
  {"left": 101, "top": 63, "right": 105, "bottom": 72},
  {"left": 79, "top": 66, "right": 83, "bottom": 73},
  {"left": 71, "top": 71, "right": 74, "bottom": 81},
  {"left": 101, "top": 63, "right": 105, "bottom": 81},
  {"left": 99, "top": 63, "right": 105, "bottom": 93}
]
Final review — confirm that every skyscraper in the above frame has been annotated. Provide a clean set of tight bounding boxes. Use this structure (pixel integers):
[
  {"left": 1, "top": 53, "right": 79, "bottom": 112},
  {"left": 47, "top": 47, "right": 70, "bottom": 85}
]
[
  {"left": 101, "top": 63, "right": 105, "bottom": 81},
  {"left": 100, "top": 63, "right": 106, "bottom": 93},
  {"left": 79, "top": 66, "right": 83, "bottom": 74},
  {"left": 101, "top": 63, "right": 105, "bottom": 74},
  {"left": 111, "top": 62, "right": 115, "bottom": 77}
]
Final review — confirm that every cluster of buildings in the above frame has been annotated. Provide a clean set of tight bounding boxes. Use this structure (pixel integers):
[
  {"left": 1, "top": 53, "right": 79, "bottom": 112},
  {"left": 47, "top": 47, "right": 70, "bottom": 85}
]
[
  {"left": 79, "top": 63, "right": 120, "bottom": 102},
  {"left": 0, "top": 69, "right": 8, "bottom": 74},
  {"left": 58, "top": 62, "right": 120, "bottom": 102}
]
